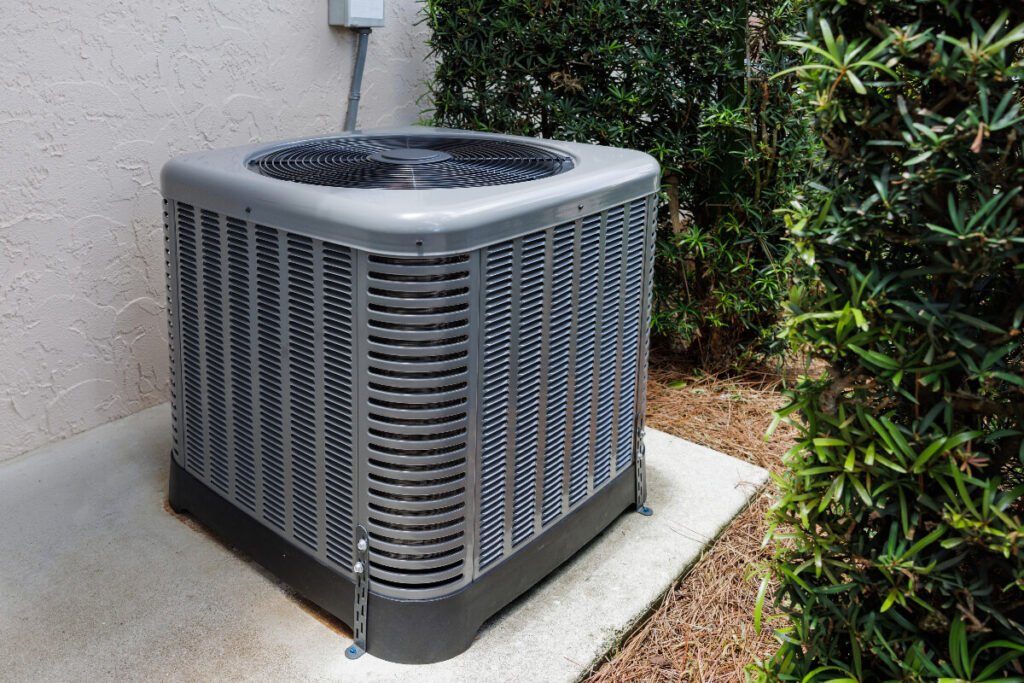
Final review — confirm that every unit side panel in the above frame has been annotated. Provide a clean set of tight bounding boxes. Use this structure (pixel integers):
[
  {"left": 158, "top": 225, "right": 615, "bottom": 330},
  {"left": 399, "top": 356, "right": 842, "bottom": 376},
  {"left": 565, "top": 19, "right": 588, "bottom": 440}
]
[
  {"left": 475, "top": 194, "right": 654, "bottom": 577},
  {"left": 170, "top": 202, "right": 356, "bottom": 577}
]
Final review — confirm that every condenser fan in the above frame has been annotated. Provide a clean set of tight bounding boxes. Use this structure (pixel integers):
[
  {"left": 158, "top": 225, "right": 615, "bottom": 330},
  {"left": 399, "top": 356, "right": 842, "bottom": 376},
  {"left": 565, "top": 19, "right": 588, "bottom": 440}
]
[{"left": 247, "top": 135, "right": 575, "bottom": 189}]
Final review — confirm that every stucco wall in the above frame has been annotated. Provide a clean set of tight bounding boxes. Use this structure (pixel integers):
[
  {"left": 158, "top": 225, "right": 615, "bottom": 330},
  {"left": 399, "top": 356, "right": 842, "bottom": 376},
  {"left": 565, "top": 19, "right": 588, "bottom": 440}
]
[{"left": 0, "top": 0, "right": 431, "bottom": 463}]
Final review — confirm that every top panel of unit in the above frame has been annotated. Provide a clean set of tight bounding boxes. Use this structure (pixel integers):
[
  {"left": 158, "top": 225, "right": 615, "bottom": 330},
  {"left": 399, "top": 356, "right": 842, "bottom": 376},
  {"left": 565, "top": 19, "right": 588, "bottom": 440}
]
[{"left": 161, "top": 127, "right": 660, "bottom": 255}]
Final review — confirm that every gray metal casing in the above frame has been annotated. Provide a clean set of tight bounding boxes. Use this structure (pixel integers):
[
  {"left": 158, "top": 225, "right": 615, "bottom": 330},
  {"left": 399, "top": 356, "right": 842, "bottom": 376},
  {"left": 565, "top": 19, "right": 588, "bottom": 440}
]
[{"left": 162, "top": 127, "right": 659, "bottom": 645}]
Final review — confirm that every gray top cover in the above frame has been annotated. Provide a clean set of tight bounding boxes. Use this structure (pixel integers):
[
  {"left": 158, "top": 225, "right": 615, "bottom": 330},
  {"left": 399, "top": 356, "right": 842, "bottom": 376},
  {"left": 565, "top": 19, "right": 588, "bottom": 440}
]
[{"left": 161, "top": 127, "right": 660, "bottom": 256}]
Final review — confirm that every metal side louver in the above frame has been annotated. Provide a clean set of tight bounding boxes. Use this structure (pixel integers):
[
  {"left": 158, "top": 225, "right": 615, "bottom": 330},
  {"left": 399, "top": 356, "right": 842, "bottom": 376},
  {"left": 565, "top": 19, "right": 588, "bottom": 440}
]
[{"left": 356, "top": 254, "right": 474, "bottom": 595}]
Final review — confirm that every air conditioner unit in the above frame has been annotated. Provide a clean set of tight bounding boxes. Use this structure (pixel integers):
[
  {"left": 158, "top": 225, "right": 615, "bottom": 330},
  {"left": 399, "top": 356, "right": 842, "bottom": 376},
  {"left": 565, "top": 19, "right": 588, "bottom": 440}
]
[{"left": 162, "top": 128, "right": 659, "bottom": 664}]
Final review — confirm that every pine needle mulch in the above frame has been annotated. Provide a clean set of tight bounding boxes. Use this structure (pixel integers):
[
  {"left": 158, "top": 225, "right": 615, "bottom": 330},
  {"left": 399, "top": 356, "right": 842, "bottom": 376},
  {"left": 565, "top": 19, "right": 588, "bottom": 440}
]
[{"left": 584, "top": 352, "right": 796, "bottom": 683}]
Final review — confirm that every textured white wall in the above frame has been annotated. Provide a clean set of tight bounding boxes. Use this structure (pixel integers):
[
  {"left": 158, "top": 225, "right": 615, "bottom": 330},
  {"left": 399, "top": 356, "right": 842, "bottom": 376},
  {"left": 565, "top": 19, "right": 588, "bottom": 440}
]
[{"left": 0, "top": 0, "right": 431, "bottom": 463}]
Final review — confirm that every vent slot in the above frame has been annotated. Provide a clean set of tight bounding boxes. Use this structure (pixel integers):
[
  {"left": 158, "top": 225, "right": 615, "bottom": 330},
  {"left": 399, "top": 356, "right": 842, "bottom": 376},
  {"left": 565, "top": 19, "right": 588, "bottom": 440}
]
[
  {"left": 594, "top": 206, "right": 627, "bottom": 487},
  {"left": 199, "top": 211, "right": 230, "bottom": 496},
  {"left": 176, "top": 204, "right": 205, "bottom": 479},
  {"left": 511, "top": 232, "right": 546, "bottom": 547},
  {"left": 254, "top": 226, "right": 287, "bottom": 531},
  {"left": 322, "top": 242, "right": 356, "bottom": 567},
  {"left": 225, "top": 218, "right": 256, "bottom": 511},
  {"left": 541, "top": 222, "right": 575, "bottom": 525},
  {"left": 569, "top": 214, "right": 602, "bottom": 505},
  {"left": 360, "top": 253, "right": 473, "bottom": 595},
  {"left": 287, "top": 235, "right": 319, "bottom": 552}
]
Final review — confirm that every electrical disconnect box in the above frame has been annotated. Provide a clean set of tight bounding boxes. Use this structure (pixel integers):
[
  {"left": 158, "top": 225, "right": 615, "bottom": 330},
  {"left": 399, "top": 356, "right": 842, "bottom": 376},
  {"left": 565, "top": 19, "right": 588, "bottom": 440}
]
[{"left": 329, "top": 0, "right": 385, "bottom": 27}]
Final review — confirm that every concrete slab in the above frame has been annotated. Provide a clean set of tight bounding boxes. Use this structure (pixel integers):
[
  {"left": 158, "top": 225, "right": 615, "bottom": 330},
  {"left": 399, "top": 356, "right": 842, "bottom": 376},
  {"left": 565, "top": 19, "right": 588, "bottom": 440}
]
[{"left": 0, "top": 404, "right": 767, "bottom": 682}]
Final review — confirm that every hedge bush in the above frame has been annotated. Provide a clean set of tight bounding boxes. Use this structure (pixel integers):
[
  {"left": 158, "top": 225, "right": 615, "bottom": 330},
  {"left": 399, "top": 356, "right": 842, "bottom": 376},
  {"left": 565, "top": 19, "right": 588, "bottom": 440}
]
[
  {"left": 423, "top": 0, "right": 809, "bottom": 363},
  {"left": 761, "top": 2, "right": 1024, "bottom": 680}
]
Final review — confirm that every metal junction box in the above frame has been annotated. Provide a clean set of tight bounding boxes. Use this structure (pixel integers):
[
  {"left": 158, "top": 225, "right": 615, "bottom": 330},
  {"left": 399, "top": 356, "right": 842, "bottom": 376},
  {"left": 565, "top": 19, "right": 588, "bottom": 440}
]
[{"left": 329, "top": 0, "right": 385, "bottom": 27}]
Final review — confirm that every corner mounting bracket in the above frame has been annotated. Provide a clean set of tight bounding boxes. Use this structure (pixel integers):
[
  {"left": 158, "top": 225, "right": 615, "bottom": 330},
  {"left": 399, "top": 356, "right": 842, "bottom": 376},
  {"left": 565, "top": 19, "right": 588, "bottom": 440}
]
[
  {"left": 345, "top": 525, "right": 370, "bottom": 660},
  {"left": 634, "top": 415, "right": 653, "bottom": 516}
]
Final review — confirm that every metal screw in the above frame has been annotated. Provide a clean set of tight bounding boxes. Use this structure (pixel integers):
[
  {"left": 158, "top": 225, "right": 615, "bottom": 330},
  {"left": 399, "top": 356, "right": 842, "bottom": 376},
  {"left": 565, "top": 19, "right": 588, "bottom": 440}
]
[
  {"left": 357, "top": 539, "right": 368, "bottom": 552},
  {"left": 577, "top": 203, "right": 584, "bottom": 210},
  {"left": 353, "top": 561, "right": 365, "bottom": 574}
]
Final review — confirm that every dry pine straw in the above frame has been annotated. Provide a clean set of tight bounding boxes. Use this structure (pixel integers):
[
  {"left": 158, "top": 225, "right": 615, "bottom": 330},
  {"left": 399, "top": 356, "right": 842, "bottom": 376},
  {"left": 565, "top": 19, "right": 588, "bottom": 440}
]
[{"left": 585, "top": 353, "right": 795, "bottom": 683}]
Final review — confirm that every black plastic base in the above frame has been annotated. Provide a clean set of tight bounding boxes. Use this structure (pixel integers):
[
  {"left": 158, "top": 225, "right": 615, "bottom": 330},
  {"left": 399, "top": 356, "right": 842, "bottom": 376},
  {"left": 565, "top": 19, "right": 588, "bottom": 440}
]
[{"left": 168, "top": 457, "right": 636, "bottom": 664}]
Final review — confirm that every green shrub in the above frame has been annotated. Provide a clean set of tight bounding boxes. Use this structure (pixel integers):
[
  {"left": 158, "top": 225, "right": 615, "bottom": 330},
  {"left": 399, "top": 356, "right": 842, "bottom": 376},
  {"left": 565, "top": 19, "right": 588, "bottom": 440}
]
[
  {"left": 423, "top": 0, "right": 808, "bottom": 364},
  {"left": 761, "top": 2, "right": 1024, "bottom": 680}
]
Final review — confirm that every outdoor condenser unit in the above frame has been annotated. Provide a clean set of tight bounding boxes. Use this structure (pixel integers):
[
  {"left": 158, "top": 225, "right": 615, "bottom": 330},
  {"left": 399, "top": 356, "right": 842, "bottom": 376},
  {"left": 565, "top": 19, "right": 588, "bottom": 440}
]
[{"left": 162, "top": 128, "right": 660, "bottom": 663}]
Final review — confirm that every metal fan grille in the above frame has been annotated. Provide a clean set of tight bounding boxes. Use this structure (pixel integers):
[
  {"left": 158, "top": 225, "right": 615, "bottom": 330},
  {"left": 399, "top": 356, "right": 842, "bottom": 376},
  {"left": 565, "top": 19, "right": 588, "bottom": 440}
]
[{"left": 247, "top": 135, "right": 574, "bottom": 189}]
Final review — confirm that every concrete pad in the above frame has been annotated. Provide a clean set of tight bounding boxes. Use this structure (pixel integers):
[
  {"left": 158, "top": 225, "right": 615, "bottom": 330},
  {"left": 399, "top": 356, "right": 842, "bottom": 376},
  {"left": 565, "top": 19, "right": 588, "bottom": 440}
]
[{"left": 0, "top": 404, "right": 767, "bottom": 682}]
